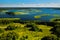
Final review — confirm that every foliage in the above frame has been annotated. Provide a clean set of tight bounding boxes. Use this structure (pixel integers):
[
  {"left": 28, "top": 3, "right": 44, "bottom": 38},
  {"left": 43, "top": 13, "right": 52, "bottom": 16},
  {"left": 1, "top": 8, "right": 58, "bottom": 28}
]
[
  {"left": 41, "top": 35, "right": 58, "bottom": 40},
  {"left": 0, "top": 28, "right": 5, "bottom": 33},
  {"left": 5, "top": 25, "right": 20, "bottom": 30},
  {"left": 20, "top": 35, "right": 28, "bottom": 40},
  {"left": 25, "top": 23, "right": 42, "bottom": 32},
  {"left": 6, "top": 12, "right": 15, "bottom": 16},
  {"left": 0, "top": 31, "right": 19, "bottom": 40},
  {"left": 50, "top": 25, "right": 60, "bottom": 37}
]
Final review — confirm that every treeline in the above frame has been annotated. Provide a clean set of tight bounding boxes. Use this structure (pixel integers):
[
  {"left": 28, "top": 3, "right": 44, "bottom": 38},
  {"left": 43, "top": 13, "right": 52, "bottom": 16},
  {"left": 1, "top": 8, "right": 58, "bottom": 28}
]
[
  {"left": 0, "top": 19, "right": 59, "bottom": 25},
  {"left": 0, "top": 19, "right": 21, "bottom": 24}
]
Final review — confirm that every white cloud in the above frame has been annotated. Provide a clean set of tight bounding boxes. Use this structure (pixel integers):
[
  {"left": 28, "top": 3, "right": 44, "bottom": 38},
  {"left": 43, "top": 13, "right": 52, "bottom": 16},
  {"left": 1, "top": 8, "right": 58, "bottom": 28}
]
[{"left": 0, "top": 3, "right": 60, "bottom": 7}]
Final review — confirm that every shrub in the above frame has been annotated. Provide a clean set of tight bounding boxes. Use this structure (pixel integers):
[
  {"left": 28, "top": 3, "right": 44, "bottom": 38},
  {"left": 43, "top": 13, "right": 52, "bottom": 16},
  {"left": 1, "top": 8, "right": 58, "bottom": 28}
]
[
  {"left": 41, "top": 35, "right": 58, "bottom": 40},
  {"left": 6, "top": 12, "right": 15, "bottom": 16},
  {"left": 20, "top": 35, "right": 28, "bottom": 40},
  {"left": 0, "top": 31, "right": 19, "bottom": 40},
  {"left": 50, "top": 26, "right": 60, "bottom": 37},
  {"left": 0, "top": 28, "right": 5, "bottom": 33},
  {"left": 5, "top": 25, "right": 19, "bottom": 30},
  {"left": 24, "top": 23, "right": 42, "bottom": 32}
]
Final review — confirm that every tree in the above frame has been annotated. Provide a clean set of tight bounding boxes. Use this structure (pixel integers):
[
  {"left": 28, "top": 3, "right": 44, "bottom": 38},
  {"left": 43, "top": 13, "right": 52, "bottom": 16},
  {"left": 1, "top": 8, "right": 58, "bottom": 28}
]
[
  {"left": 41, "top": 35, "right": 58, "bottom": 40},
  {"left": 50, "top": 18, "right": 60, "bottom": 37},
  {"left": 50, "top": 26, "right": 60, "bottom": 37},
  {"left": 0, "top": 28, "right": 5, "bottom": 33},
  {"left": 0, "top": 31, "right": 19, "bottom": 40},
  {"left": 24, "top": 23, "right": 42, "bottom": 32},
  {"left": 6, "top": 12, "right": 15, "bottom": 16},
  {"left": 20, "top": 35, "right": 28, "bottom": 40},
  {"left": 5, "top": 25, "right": 19, "bottom": 30}
]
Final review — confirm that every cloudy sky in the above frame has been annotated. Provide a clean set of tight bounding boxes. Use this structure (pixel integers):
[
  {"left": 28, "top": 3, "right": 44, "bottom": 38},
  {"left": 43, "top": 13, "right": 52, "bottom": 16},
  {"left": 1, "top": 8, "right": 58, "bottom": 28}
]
[{"left": 0, "top": 0, "right": 60, "bottom": 7}]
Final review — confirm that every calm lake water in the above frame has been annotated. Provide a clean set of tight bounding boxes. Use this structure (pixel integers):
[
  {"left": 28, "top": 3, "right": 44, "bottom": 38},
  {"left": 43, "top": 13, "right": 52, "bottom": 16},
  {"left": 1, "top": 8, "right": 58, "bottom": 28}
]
[{"left": 0, "top": 8, "right": 60, "bottom": 22}]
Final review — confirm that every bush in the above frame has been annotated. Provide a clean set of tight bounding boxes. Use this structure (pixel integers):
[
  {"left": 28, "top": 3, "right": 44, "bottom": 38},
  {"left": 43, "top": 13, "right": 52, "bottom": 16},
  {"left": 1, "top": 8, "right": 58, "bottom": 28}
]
[
  {"left": 50, "top": 26, "right": 60, "bottom": 37},
  {"left": 0, "top": 20, "right": 11, "bottom": 25},
  {"left": 0, "top": 28, "right": 5, "bottom": 33},
  {"left": 0, "top": 31, "right": 19, "bottom": 40},
  {"left": 20, "top": 35, "right": 28, "bottom": 40},
  {"left": 41, "top": 35, "right": 58, "bottom": 40},
  {"left": 6, "top": 12, "right": 15, "bottom": 16},
  {"left": 5, "top": 25, "right": 19, "bottom": 30},
  {"left": 24, "top": 23, "right": 42, "bottom": 32},
  {"left": 50, "top": 18, "right": 60, "bottom": 37}
]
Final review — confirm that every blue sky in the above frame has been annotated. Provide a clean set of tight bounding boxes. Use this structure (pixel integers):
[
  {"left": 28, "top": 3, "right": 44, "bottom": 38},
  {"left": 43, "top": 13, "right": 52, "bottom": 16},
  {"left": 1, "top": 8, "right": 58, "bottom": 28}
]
[
  {"left": 0, "top": 0, "right": 60, "bottom": 4},
  {"left": 0, "top": 0, "right": 60, "bottom": 7}
]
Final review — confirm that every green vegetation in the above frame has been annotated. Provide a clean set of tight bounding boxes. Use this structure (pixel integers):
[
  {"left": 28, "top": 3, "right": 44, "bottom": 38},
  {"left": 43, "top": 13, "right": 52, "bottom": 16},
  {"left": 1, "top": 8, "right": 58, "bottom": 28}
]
[
  {"left": 0, "top": 31, "right": 19, "bottom": 40},
  {"left": 50, "top": 23, "right": 60, "bottom": 37},
  {"left": 0, "top": 18, "right": 20, "bottom": 25},
  {"left": 50, "top": 18, "right": 60, "bottom": 37},
  {"left": 41, "top": 35, "right": 58, "bottom": 40},
  {"left": 0, "top": 18, "right": 60, "bottom": 40},
  {"left": 6, "top": 12, "right": 15, "bottom": 15},
  {"left": 20, "top": 35, "right": 28, "bottom": 40},
  {"left": 5, "top": 25, "right": 19, "bottom": 30},
  {"left": 25, "top": 23, "right": 42, "bottom": 32},
  {"left": 0, "top": 28, "right": 5, "bottom": 33}
]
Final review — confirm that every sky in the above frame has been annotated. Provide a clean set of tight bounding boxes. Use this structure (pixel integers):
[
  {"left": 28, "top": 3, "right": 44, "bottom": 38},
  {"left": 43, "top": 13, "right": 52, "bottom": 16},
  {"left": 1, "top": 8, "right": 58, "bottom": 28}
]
[{"left": 0, "top": 0, "right": 60, "bottom": 7}]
